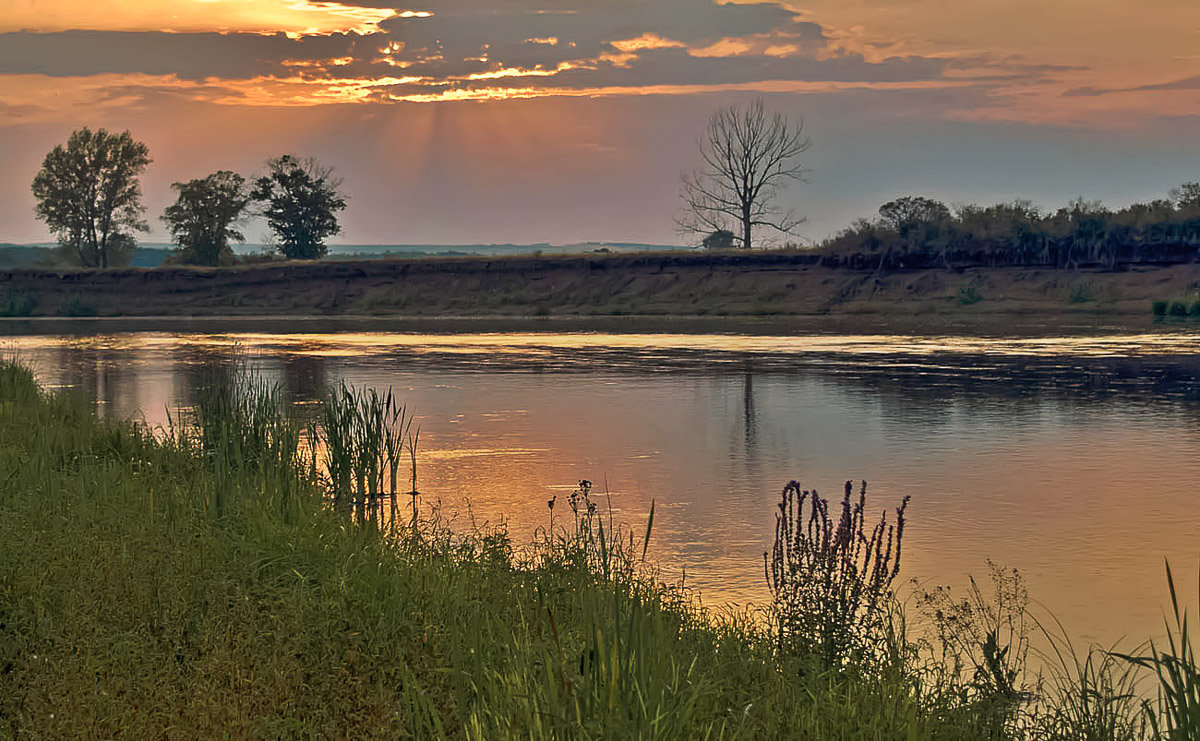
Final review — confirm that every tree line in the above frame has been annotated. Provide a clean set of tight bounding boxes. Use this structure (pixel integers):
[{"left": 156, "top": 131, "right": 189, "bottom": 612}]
[
  {"left": 30, "top": 116, "right": 1200, "bottom": 271},
  {"left": 816, "top": 189, "right": 1200, "bottom": 268},
  {"left": 675, "top": 100, "right": 1200, "bottom": 270},
  {"left": 31, "top": 128, "right": 347, "bottom": 268}
]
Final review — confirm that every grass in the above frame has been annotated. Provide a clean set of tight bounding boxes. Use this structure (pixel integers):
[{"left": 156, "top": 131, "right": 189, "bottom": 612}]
[
  {"left": 1116, "top": 562, "right": 1200, "bottom": 739},
  {"left": 0, "top": 359, "right": 1196, "bottom": 738},
  {"left": 1151, "top": 297, "right": 1200, "bottom": 320}
]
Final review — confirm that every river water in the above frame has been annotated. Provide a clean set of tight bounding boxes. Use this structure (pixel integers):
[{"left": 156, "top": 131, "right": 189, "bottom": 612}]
[{"left": 6, "top": 325, "right": 1200, "bottom": 647}]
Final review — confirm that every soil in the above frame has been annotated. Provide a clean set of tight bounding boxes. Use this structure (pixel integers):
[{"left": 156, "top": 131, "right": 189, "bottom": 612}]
[{"left": 2, "top": 251, "right": 1198, "bottom": 335}]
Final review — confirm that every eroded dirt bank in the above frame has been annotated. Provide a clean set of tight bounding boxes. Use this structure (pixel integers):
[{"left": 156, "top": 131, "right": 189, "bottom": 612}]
[{"left": 2, "top": 252, "right": 1198, "bottom": 327}]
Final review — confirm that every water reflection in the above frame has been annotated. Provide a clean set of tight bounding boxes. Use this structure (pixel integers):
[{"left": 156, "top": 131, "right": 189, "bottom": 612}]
[
  {"left": 282, "top": 354, "right": 329, "bottom": 401},
  {"left": 9, "top": 329, "right": 1200, "bottom": 648}
]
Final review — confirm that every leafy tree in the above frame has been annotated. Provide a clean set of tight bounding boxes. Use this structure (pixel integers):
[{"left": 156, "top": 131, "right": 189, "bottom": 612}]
[
  {"left": 678, "top": 99, "right": 810, "bottom": 250},
  {"left": 31, "top": 127, "right": 151, "bottom": 268},
  {"left": 702, "top": 229, "right": 737, "bottom": 250},
  {"left": 824, "top": 180, "right": 1200, "bottom": 267},
  {"left": 162, "top": 171, "right": 250, "bottom": 267},
  {"left": 878, "top": 196, "right": 951, "bottom": 240},
  {"left": 251, "top": 155, "right": 346, "bottom": 260},
  {"left": 871, "top": 196, "right": 951, "bottom": 270}
]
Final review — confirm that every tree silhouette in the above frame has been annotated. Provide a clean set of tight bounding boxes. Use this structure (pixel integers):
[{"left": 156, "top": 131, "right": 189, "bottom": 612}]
[
  {"left": 702, "top": 229, "right": 737, "bottom": 250},
  {"left": 679, "top": 99, "right": 810, "bottom": 250},
  {"left": 31, "top": 128, "right": 151, "bottom": 268},
  {"left": 251, "top": 155, "right": 347, "bottom": 260},
  {"left": 162, "top": 171, "right": 250, "bottom": 267}
]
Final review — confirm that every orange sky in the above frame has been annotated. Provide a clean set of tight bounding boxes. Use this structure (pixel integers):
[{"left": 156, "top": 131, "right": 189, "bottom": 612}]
[{"left": 0, "top": 0, "right": 1197, "bottom": 245}]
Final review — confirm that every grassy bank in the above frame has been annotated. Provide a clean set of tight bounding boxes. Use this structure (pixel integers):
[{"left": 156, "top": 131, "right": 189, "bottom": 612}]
[
  {"left": 4, "top": 252, "right": 1200, "bottom": 323},
  {"left": 0, "top": 361, "right": 1192, "bottom": 738}
]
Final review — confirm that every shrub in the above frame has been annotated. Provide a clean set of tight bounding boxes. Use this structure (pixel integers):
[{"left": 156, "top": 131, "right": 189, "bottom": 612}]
[
  {"left": 959, "top": 278, "right": 983, "bottom": 305},
  {"left": 0, "top": 290, "right": 36, "bottom": 317},
  {"left": 61, "top": 293, "right": 97, "bottom": 317},
  {"left": 918, "top": 563, "right": 1035, "bottom": 736},
  {"left": 1153, "top": 300, "right": 1169, "bottom": 317},
  {"left": 1068, "top": 280, "right": 1096, "bottom": 304},
  {"left": 1170, "top": 301, "right": 1189, "bottom": 318}
]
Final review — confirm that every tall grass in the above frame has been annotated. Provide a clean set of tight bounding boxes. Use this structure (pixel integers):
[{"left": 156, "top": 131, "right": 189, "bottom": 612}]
[
  {"left": 2, "top": 357, "right": 1198, "bottom": 739},
  {"left": 316, "top": 382, "right": 414, "bottom": 525},
  {"left": 1116, "top": 561, "right": 1200, "bottom": 739},
  {"left": 1030, "top": 613, "right": 1146, "bottom": 741}
]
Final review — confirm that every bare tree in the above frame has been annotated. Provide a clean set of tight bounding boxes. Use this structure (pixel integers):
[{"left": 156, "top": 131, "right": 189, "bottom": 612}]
[{"left": 678, "top": 99, "right": 811, "bottom": 249}]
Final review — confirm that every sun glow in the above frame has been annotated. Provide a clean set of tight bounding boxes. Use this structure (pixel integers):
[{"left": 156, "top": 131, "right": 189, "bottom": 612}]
[
  {"left": 610, "top": 33, "right": 686, "bottom": 53},
  {"left": 463, "top": 64, "right": 577, "bottom": 81},
  {"left": 0, "top": 0, "right": 407, "bottom": 34}
]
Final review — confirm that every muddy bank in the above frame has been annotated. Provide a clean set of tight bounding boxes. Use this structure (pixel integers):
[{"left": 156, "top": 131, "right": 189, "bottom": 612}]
[{"left": 1, "top": 252, "right": 1197, "bottom": 330}]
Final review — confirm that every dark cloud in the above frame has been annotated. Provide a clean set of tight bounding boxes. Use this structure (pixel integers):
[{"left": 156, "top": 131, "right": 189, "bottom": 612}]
[
  {"left": 0, "top": 30, "right": 376, "bottom": 80},
  {"left": 378, "top": 0, "right": 808, "bottom": 60},
  {"left": 0, "top": 102, "right": 47, "bottom": 120},
  {"left": 344, "top": 50, "right": 950, "bottom": 101},
  {"left": 0, "top": 0, "right": 958, "bottom": 98},
  {"left": 1065, "top": 74, "right": 1200, "bottom": 97}
]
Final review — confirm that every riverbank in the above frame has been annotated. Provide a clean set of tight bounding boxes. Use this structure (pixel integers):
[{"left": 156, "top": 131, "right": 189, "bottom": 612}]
[
  {"left": 0, "top": 360, "right": 1168, "bottom": 738},
  {"left": 2, "top": 252, "right": 1198, "bottom": 329}
]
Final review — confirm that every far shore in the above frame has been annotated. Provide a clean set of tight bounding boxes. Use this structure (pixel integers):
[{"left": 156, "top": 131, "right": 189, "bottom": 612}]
[{"left": 2, "top": 251, "right": 1199, "bottom": 336}]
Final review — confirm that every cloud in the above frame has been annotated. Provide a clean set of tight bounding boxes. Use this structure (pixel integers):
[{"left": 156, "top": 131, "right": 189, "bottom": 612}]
[
  {"left": 1065, "top": 74, "right": 1200, "bottom": 97},
  {"left": 0, "top": 30, "right": 375, "bottom": 80},
  {"left": 0, "top": 0, "right": 970, "bottom": 107}
]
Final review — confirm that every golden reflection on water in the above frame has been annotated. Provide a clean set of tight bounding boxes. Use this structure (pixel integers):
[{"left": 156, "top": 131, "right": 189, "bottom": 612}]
[
  {"left": 8, "top": 329, "right": 1200, "bottom": 648},
  {"left": 10, "top": 330, "right": 1200, "bottom": 359}
]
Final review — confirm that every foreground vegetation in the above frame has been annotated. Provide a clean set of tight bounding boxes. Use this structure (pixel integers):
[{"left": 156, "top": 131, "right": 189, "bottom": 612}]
[{"left": 1, "top": 360, "right": 1197, "bottom": 738}]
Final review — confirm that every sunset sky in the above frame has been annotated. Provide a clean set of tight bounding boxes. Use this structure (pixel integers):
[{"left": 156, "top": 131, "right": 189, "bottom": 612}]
[{"left": 1, "top": 0, "right": 1198, "bottom": 246}]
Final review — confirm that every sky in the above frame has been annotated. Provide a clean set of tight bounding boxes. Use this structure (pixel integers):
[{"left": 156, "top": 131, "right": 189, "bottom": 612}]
[{"left": 1, "top": 0, "right": 1198, "bottom": 246}]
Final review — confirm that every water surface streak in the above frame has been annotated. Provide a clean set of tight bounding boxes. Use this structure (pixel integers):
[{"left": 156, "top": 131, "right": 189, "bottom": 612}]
[{"left": 10, "top": 329, "right": 1200, "bottom": 646}]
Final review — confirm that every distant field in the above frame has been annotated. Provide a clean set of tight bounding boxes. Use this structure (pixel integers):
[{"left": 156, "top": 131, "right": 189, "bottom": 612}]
[
  {"left": 2, "top": 250, "right": 1198, "bottom": 328},
  {"left": 0, "top": 244, "right": 174, "bottom": 269},
  {"left": 0, "top": 241, "right": 689, "bottom": 270}
]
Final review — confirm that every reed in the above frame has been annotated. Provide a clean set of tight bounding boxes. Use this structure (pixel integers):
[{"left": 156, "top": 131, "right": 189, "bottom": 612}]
[{"left": 316, "top": 382, "right": 413, "bottom": 524}]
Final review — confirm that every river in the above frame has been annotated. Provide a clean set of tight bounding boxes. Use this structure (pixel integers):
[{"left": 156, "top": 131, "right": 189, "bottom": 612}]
[{"left": 6, "top": 323, "right": 1200, "bottom": 647}]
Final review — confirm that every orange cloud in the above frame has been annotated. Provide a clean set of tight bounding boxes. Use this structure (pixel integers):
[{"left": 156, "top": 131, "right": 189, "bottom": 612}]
[
  {"left": 689, "top": 38, "right": 754, "bottom": 58},
  {"left": 610, "top": 33, "right": 687, "bottom": 53},
  {"left": 750, "top": 0, "right": 1200, "bottom": 126},
  {"left": 0, "top": 71, "right": 980, "bottom": 120}
]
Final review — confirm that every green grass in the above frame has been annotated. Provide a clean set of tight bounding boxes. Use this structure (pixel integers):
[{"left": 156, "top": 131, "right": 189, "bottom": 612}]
[
  {"left": 0, "top": 359, "right": 1190, "bottom": 738},
  {"left": 1151, "top": 297, "right": 1200, "bottom": 320}
]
